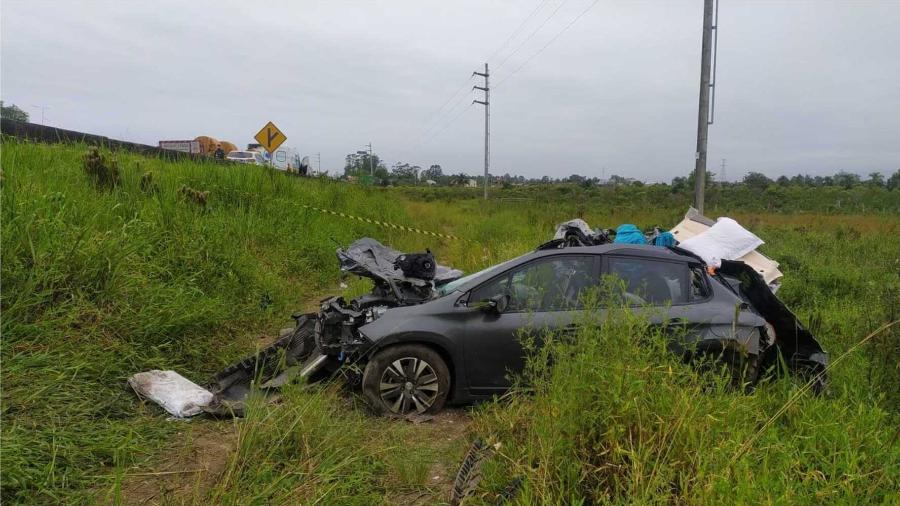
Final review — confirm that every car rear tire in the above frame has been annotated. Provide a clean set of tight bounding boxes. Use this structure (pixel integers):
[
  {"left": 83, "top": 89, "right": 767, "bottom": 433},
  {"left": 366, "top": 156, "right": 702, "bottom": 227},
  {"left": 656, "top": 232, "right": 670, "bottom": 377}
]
[{"left": 362, "top": 344, "right": 450, "bottom": 416}]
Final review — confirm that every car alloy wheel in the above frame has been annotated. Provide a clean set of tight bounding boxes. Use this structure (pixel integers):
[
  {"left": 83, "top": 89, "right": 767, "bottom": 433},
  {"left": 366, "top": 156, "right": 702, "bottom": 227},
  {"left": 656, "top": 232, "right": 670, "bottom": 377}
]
[
  {"left": 363, "top": 344, "right": 450, "bottom": 416},
  {"left": 379, "top": 357, "right": 440, "bottom": 414}
]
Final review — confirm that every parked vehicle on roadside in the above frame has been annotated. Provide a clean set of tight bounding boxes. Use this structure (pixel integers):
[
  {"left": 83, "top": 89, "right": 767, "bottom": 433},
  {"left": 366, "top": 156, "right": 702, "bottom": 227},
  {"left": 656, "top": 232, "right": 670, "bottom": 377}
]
[
  {"left": 226, "top": 150, "right": 267, "bottom": 165},
  {"left": 207, "top": 238, "right": 827, "bottom": 417}
]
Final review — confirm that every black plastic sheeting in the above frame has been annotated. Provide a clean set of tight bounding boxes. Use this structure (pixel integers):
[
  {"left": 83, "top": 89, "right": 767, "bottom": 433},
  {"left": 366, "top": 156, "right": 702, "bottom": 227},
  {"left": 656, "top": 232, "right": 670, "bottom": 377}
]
[{"left": 718, "top": 260, "right": 828, "bottom": 376}]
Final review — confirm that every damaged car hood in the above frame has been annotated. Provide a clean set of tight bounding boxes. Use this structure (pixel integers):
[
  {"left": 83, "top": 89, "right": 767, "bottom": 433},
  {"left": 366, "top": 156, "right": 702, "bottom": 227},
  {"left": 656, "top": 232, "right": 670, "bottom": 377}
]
[{"left": 339, "top": 237, "right": 463, "bottom": 287}]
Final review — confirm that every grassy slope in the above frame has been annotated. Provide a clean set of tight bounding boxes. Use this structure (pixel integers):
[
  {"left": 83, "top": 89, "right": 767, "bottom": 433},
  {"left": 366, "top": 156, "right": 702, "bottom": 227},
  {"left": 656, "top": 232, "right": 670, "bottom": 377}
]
[
  {"left": 2, "top": 141, "right": 899, "bottom": 503},
  {"left": 0, "top": 141, "right": 437, "bottom": 503}
]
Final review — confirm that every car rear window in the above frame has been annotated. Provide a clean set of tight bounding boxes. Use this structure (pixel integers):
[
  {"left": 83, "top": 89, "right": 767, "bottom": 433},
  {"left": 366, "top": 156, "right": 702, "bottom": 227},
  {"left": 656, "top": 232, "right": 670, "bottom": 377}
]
[{"left": 606, "top": 257, "right": 689, "bottom": 305}]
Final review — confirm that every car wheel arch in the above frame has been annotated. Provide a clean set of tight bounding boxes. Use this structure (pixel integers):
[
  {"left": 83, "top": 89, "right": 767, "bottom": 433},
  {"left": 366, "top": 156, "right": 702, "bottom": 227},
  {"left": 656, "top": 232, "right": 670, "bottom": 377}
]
[{"left": 367, "top": 339, "right": 458, "bottom": 400}]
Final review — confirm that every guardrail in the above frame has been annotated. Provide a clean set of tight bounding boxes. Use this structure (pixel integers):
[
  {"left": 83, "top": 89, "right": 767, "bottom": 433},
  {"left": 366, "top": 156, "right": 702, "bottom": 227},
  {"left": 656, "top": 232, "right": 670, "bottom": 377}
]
[{"left": 1, "top": 119, "right": 218, "bottom": 162}]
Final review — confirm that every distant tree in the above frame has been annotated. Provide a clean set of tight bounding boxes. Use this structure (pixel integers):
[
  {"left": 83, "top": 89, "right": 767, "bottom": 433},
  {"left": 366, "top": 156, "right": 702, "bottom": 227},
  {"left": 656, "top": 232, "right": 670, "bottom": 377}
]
[
  {"left": 833, "top": 171, "right": 861, "bottom": 189},
  {"left": 421, "top": 164, "right": 443, "bottom": 181},
  {"left": 449, "top": 173, "right": 471, "bottom": 186},
  {"left": 867, "top": 172, "right": 885, "bottom": 187},
  {"left": 391, "top": 163, "right": 418, "bottom": 181},
  {"left": 743, "top": 172, "right": 772, "bottom": 190},
  {"left": 670, "top": 176, "right": 689, "bottom": 192},
  {"left": 0, "top": 101, "right": 29, "bottom": 122},
  {"left": 676, "top": 169, "right": 715, "bottom": 192},
  {"left": 606, "top": 174, "right": 623, "bottom": 185},
  {"left": 886, "top": 170, "right": 900, "bottom": 190},
  {"left": 790, "top": 174, "right": 812, "bottom": 186},
  {"left": 344, "top": 153, "right": 385, "bottom": 178},
  {"left": 776, "top": 175, "right": 790, "bottom": 186}
]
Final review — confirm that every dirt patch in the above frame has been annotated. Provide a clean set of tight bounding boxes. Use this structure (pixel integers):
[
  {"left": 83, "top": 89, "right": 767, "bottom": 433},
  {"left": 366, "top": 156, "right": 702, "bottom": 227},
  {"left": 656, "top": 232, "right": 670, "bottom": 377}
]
[
  {"left": 114, "top": 422, "right": 237, "bottom": 505},
  {"left": 388, "top": 408, "right": 473, "bottom": 505}
]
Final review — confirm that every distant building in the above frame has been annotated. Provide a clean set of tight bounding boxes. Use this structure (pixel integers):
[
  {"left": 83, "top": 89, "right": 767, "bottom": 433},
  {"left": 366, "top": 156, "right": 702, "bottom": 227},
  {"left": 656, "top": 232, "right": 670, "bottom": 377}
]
[
  {"left": 466, "top": 179, "right": 477, "bottom": 188},
  {"left": 159, "top": 140, "right": 201, "bottom": 154},
  {"left": 425, "top": 179, "right": 437, "bottom": 186}
]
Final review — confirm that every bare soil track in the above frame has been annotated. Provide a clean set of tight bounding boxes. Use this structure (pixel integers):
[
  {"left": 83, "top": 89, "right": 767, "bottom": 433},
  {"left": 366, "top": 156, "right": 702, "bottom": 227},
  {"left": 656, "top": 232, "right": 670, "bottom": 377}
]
[{"left": 111, "top": 409, "right": 471, "bottom": 505}]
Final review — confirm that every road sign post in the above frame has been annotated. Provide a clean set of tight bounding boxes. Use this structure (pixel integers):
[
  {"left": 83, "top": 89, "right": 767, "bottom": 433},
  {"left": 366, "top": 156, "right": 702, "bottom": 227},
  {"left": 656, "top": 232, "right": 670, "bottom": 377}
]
[{"left": 254, "top": 121, "right": 287, "bottom": 162}]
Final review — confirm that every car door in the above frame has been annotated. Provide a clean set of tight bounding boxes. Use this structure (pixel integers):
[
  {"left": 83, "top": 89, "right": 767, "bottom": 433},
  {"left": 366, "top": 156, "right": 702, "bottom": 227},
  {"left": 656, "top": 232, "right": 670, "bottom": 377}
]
[
  {"left": 461, "top": 254, "right": 599, "bottom": 394},
  {"left": 603, "top": 255, "right": 713, "bottom": 347}
]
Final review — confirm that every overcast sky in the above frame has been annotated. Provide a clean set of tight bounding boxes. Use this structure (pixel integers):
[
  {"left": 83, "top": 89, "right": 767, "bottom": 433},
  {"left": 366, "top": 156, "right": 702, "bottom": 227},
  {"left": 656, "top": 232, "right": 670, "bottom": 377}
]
[{"left": 2, "top": 0, "right": 898, "bottom": 181}]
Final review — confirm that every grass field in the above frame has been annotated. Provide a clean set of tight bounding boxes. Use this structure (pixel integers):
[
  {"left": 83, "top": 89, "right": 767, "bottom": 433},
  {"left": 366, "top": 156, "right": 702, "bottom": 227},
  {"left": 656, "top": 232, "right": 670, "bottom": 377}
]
[{"left": 2, "top": 140, "right": 898, "bottom": 504}]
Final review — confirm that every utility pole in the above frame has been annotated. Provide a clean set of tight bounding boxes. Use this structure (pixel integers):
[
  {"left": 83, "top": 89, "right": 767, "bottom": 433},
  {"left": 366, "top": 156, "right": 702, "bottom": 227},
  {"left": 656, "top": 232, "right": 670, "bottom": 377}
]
[
  {"left": 473, "top": 63, "right": 490, "bottom": 200},
  {"left": 366, "top": 142, "right": 374, "bottom": 175},
  {"left": 693, "top": 0, "right": 718, "bottom": 215},
  {"left": 316, "top": 152, "right": 321, "bottom": 175},
  {"left": 720, "top": 158, "right": 727, "bottom": 184}
]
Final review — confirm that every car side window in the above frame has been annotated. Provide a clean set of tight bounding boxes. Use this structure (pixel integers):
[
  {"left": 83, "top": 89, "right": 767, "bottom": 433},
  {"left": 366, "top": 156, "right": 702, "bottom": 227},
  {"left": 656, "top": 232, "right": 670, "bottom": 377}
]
[
  {"left": 469, "top": 256, "right": 595, "bottom": 312},
  {"left": 690, "top": 266, "right": 710, "bottom": 300},
  {"left": 606, "top": 257, "right": 689, "bottom": 305}
]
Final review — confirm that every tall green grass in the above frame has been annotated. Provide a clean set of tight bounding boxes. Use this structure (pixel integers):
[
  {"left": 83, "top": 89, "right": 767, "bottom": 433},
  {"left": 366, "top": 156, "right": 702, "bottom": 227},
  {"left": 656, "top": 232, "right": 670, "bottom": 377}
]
[
  {"left": 0, "top": 140, "right": 430, "bottom": 502},
  {"left": 469, "top": 298, "right": 898, "bottom": 504},
  {"left": 2, "top": 140, "right": 898, "bottom": 503}
]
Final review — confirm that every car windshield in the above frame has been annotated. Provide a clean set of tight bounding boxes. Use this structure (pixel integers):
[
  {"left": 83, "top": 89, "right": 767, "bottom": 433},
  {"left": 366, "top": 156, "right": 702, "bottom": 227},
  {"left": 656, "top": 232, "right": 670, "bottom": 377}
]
[
  {"left": 436, "top": 253, "right": 529, "bottom": 296},
  {"left": 228, "top": 151, "right": 253, "bottom": 159}
]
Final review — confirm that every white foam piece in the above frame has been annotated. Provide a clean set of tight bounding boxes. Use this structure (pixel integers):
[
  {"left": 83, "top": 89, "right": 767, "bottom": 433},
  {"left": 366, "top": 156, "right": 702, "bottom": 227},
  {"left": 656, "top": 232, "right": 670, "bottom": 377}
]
[
  {"left": 128, "top": 370, "right": 214, "bottom": 418},
  {"left": 678, "top": 217, "right": 764, "bottom": 268}
]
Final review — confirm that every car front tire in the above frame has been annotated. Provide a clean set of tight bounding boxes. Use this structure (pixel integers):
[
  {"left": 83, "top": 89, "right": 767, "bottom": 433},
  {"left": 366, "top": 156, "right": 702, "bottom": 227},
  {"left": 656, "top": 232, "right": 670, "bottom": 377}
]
[{"left": 362, "top": 344, "right": 450, "bottom": 416}]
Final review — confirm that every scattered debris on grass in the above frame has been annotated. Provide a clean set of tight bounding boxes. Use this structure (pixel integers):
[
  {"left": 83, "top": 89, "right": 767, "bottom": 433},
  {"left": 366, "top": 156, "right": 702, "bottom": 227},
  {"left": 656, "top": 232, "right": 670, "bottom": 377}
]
[{"left": 129, "top": 370, "right": 215, "bottom": 418}]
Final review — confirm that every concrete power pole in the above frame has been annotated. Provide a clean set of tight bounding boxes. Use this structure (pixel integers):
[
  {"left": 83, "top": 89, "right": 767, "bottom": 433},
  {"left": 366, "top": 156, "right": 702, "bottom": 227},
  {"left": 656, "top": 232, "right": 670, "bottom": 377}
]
[
  {"left": 473, "top": 63, "right": 490, "bottom": 200},
  {"left": 366, "top": 142, "right": 374, "bottom": 176},
  {"left": 720, "top": 158, "right": 726, "bottom": 184},
  {"left": 693, "top": 0, "right": 717, "bottom": 215}
]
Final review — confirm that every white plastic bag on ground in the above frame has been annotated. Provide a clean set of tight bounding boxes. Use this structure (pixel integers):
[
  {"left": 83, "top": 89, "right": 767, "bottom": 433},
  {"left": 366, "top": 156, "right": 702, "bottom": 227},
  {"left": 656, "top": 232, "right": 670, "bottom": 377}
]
[
  {"left": 677, "top": 217, "right": 764, "bottom": 268},
  {"left": 128, "top": 370, "right": 214, "bottom": 418}
]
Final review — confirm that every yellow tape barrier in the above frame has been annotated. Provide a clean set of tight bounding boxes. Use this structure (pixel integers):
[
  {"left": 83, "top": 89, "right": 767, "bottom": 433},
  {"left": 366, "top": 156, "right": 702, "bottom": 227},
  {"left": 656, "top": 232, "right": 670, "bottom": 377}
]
[{"left": 301, "top": 205, "right": 461, "bottom": 241}]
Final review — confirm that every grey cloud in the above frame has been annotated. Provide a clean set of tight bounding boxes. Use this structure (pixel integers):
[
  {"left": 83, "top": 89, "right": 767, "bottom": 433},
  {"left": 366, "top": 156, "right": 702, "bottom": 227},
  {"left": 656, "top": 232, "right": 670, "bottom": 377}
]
[{"left": 2, "top": 0, "right": 897, "bottom": 181}]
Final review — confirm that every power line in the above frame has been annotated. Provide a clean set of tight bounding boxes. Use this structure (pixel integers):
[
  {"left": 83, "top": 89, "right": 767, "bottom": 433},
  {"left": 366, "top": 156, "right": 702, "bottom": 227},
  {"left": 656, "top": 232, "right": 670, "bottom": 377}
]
[
  {"left": 401, "top": 0, "right": 577, "bottom": 160},
  {"left": 418, "top": 86, "right": 473, "bottom": 140},
  {"left": 410, "top": 92, "right": 473, "bottom": 150},
  {"left": 484, "top": 0, "right": 551, "bottom": 64},
  {"left": 494, "top": 0, "right": 571, "bottom": 72},
  {"left": 495, "top": 0, "right": 600, "bottom": 88},
  {"left": 413, "top": 1, "right": 551, "bottom": 142},
  {"left": 419, "top": 77, "right": 474, "bottom": 133},
  {"left": 418, "top": 103, "right": 474, "bottom": 148}
]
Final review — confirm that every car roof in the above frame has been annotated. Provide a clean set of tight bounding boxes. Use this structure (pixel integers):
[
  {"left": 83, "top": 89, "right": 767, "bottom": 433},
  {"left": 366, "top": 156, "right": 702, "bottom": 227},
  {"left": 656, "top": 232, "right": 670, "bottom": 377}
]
[
  {"left": 445, "top": 243, "right": 700, "bottom": 295},
  {"left": 529, "top": 243, "right": 697, "bottom": 263}
]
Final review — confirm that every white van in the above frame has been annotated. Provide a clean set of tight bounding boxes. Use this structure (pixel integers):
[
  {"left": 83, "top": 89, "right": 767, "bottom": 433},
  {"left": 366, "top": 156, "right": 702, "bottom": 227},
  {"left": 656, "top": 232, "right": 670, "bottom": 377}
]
[{"left": 226, "top": 151, "right": 267, "bottom": 165}]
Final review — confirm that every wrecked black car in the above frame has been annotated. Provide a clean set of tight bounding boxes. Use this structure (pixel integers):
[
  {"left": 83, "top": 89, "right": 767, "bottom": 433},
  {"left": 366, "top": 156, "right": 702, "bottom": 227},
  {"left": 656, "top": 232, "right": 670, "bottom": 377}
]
[{"left": 205, "top": 232, "right": 827, "bottom": 417}]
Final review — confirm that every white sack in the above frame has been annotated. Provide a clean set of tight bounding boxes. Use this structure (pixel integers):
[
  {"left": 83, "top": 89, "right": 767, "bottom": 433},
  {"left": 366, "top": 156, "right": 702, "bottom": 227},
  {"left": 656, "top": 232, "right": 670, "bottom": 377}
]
[
  {"left": 553, "top": 219, "right": 594, "bottom": 240},
  {"left": 677, "top": 217, "right": 764, "bottom": 268},
  {"left": 128, "top": 370, "right": 214, "bottom": 418}
]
